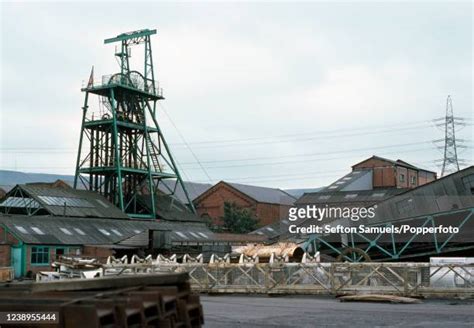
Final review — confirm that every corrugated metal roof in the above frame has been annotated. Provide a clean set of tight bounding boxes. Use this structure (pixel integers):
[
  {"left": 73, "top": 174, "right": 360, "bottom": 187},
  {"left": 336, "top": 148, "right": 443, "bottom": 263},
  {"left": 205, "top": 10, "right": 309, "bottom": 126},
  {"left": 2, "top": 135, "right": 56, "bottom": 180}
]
[
  {"left": 318, "top": 169, "right": 372, "bottom": 193},
  {"left": 364, "top": 166, "right": 474, "bottom": 226},
  {"left": 213, "top": 232, "right": 267, "bottom": 243},
  {"left": 159, "top": 180, "right": 212, "bottom": 204},
  {"left": 250, "top": 219, "right": 286, "bottom": 239},
  {"left": 138, "top": 192, "right": 204, "bottom": 223},
  {"left": 0, "top": 212, "right": 252, "bottom": 245},
  {"left": 296, "top": 188, "right": 407, "bottom": 206},
  {"left": 169, "top": 223, "right": 215, "bottom": 242},
  {"left": 117, "top": 231, "right": 149, "bottom": 247},
  {"left": 10, "top": 184, "right": 129, "bottom": 219},
  {"left": 252, "top": 166, "right": 474, "bottom": 241},
  {"left": 0, "top": 214, "right": 167, "bottom": 245},
  {"left": 226, "top": 182, "right": 296, "bottom": 205}
]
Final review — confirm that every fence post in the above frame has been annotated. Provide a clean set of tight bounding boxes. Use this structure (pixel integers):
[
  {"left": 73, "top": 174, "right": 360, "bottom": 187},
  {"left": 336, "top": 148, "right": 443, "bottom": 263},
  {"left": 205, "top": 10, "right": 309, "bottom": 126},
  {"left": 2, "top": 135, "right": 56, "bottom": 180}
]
[
  {"left": 403, "top": 266, "right": 408, "bottom": 296},
  {"left": 205, "top": 264, "right": 210, "bottom": 292},
  {"left": 330, "top": 263, "right": 336, "bottom": 295},
  {"left": 264, "top": 265, "right": 270, "bottom": 293}
]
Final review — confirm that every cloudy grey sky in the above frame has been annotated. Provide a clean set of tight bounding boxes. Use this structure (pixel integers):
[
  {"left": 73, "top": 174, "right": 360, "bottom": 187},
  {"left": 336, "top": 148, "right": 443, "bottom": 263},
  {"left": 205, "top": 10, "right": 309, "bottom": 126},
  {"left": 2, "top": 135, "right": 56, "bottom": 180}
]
[{"left": 0, "top": 1, "right": 472, "bottom": 189}]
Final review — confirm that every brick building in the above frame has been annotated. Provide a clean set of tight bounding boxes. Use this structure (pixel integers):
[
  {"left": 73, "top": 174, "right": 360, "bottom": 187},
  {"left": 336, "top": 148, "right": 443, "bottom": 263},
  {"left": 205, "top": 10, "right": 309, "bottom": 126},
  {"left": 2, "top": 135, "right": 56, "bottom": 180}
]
[
  {"left": 0, "top": 181, "right": 229, "bottom": 278},
  {"left": 251, "top": 156, "right": 438, "bottom": 240},
  {"left": 193, "top": 181, "right": 296, "bottom": 227},
  {"left": 351, "top": 156, "right": 436, "bottom": 189},
  {"left": 0, "top": 180, "right": 269, "bottom": 278}
]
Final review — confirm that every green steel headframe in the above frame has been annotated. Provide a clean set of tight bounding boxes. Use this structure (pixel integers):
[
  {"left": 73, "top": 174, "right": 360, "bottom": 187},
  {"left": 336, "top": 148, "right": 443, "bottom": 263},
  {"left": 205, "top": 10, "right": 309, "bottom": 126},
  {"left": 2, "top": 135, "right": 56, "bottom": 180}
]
[{"left": 74, "top": 29, "right": 196, "bottom": 219}]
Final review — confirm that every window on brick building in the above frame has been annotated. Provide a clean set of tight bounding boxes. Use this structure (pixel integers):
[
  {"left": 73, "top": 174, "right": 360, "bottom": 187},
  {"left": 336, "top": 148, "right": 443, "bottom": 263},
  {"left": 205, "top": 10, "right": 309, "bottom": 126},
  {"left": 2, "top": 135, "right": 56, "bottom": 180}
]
[
  {"left": 399, "top": 174, "right": 405, "bottom": 183},
  {"left": 411, "top": 176, "right": 417, "bottom": 184},
  {"left": 31, "top": 246, "right": 49, "bottom": 265}
]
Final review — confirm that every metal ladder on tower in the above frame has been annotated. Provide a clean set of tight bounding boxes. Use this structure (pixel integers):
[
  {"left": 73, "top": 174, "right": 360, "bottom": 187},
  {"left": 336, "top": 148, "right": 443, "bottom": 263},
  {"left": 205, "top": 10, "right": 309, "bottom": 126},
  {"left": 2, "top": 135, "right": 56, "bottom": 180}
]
[{"left": 146, "top": 134, "right": 161, "bottom": 172}]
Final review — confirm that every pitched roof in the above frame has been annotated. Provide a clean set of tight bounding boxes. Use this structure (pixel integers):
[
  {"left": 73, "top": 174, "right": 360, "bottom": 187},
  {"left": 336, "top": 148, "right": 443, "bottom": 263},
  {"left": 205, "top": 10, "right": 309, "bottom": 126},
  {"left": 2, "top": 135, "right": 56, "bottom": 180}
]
[
  {"left": 253, "top": 166, "right": 474, "bottom": 241},
  {"left": 224, "top": 182, "right": 296, "bottom": 205},
  {"left": 318, "top": 169, "right": 373, "bottom": 193},
  {"left": 0, "top": 213, "right": 217, "bottom": 246},
  {"left": 296, "top": 188, "right": 408, "bottom": 206},
  {"left": 250, "top": 220, "right": 285, "bottom": 239},
  {"left": 352, "top": 155, "right": 436, "bottom": 174},
  {"left": 3, "top": 184, "right": 128, "bottom": 219},
  {"left": 159, "top": 180, "right": 212, "bottom": 204},
  {"left": 363, "top": 165, "right": 474, "bottom": 225},
  {"left": 138, "top": 192, "right": 204, "bottom": 223},
  {"left": 212, "top": 233, "right": 267, "bottom": 243},
  {"left": 0, "top": 214, "right": 161, "bottom": 245}
]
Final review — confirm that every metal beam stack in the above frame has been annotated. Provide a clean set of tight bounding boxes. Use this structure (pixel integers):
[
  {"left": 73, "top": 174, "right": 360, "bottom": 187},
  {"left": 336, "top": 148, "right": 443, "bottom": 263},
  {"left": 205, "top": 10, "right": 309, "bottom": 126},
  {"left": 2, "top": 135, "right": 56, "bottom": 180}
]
[{"left": 0, "top": 273, "right": 204, "bottom": 327}]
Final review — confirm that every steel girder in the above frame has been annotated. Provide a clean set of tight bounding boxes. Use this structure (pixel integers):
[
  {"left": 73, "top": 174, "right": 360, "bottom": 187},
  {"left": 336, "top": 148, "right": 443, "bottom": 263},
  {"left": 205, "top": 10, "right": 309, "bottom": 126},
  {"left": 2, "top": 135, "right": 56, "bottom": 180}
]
[{"left": 303, "top": 208, "right": 474, "bottom": 262}]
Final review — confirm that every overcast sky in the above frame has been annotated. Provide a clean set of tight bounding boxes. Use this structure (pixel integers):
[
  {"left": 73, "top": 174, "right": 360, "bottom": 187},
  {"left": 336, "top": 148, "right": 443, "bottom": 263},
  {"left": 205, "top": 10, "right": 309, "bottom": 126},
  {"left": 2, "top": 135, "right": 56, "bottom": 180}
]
[{"left": 0, "top": 1, "right": 472, "bottom": 189}]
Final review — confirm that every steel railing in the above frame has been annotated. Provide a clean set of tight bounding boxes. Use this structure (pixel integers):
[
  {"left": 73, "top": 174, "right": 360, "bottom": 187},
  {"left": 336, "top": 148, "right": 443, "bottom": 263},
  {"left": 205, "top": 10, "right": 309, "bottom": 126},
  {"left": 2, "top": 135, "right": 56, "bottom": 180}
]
[
  {"left": 97, "top": 256, "right": 474, "bottom": 297},
  {"left": 40, "top": 254, "right": 474, "bottom": 297},
  {"left": 82, "top": 73, "right": 163, "bottom": 97}
]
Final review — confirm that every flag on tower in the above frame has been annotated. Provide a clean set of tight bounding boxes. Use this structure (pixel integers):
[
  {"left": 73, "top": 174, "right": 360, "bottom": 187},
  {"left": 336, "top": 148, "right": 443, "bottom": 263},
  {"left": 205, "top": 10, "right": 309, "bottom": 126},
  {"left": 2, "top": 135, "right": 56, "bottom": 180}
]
[{"left": 87, "top": 66, "right": 94, "bottom": 88}]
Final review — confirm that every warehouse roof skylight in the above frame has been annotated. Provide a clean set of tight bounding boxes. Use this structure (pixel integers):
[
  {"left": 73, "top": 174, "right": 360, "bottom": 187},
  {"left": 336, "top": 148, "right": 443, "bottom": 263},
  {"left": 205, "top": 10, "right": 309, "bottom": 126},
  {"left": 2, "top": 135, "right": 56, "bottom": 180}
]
[
  {"left": 59, "top": 227, "right": 73, "bottom": 235},
  {"left": 31, "top": 227, "right": 45, "bottom": 235},
  {"left": 38, "top": 196, "right": 94, "bottom": 208}
]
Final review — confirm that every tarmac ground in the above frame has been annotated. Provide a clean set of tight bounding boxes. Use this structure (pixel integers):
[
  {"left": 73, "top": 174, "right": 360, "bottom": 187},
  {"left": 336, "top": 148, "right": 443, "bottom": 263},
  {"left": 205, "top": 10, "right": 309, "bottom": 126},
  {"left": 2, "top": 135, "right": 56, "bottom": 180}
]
[{"left": 201, "top": 294, "right": 474, "bottom": 327}]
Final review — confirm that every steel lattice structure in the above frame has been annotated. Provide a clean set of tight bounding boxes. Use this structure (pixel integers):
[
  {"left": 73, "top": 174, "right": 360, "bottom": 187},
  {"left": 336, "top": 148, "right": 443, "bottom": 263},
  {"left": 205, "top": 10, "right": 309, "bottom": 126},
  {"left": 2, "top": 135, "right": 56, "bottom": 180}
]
[
  {"left": 440, "top": 95, "right": 460, "bottom": 176},
  {"left": 74, "top": 29, "right": 195, "bottom": 219},
  {"left": 300, "top": 167, "right": 474, "bottom": 262}
]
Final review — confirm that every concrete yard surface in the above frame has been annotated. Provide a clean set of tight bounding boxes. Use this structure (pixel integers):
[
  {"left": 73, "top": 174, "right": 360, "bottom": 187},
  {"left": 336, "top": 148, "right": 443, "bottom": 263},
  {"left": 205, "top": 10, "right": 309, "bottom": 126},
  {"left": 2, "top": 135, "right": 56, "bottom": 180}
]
[{"left": 201, "top": 295, "right": 474, "bottom": 327}]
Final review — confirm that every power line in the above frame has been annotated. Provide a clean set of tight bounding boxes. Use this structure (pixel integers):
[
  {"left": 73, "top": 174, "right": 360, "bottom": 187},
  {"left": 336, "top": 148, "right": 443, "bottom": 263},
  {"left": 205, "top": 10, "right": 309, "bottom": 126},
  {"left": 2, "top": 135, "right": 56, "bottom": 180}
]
[
  {"left": 0, "top": 155, "right": 445, "bottom": 187},
  {"left": 5, "top": 119, "right": 470, "bottom": 152},
  {"left": 157, "top": 102, "right": 214, "bottom": 185},
  {"left": 0, "top": 147, "right": 446, "bottom": 174},
  {"left": 170, "top": 124, "right": 440, "bottom": 149},
  {"left": 192, "top": 159, "right": 442, "bottom": 185},
  {"left": 178, "top": 141, "right": 447, "bottom": 167}
]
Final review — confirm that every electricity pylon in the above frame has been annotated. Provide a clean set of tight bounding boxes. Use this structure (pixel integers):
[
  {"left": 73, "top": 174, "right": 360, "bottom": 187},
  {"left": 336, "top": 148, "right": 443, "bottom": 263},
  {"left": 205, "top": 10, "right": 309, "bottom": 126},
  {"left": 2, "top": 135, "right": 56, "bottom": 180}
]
[{"left": 433, "top": 95, "right": 468, "bottom": 177}]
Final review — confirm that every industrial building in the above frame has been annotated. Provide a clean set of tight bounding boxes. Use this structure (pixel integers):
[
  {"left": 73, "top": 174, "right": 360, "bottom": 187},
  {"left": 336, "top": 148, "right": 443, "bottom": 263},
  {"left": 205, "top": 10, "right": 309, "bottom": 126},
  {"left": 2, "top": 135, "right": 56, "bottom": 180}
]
[
  {"left": 0, "top": 181, "right": 265, "bottom": 278},
  {"left": 251, "top": 155, "right": 431, "bottom": 240},
  {"left": 193, "top": 181, "right": 296, "bottom": 227},
  {"left": 0, "top": 26, "right": 471, "bottom": 282},
  {"left": 351, "top": 156, "right": 437, "bottom": 188},
  {"left": 306, "top": 165, "right": 474, "bottom": 261},
  {"left": 251, "top": 158, "right": 474, "bottom": 262},
  {"left": 0, "top": 29, "right": 266, "bottom": 278}
]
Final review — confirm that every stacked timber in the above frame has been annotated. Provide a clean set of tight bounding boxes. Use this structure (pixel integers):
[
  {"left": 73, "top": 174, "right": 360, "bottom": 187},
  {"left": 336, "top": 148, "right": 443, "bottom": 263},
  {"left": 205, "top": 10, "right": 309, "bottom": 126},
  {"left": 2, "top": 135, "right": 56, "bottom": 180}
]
[{"left": 0, "top": 273, "right": 204, "bottom": 327}]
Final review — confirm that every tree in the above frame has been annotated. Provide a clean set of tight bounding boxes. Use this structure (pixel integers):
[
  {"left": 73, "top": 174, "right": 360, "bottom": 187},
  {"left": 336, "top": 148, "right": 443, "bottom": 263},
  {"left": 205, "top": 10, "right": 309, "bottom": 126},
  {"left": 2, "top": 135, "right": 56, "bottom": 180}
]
[{"left": 220, "top": 202, "right": 259, "bottom": 233}]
